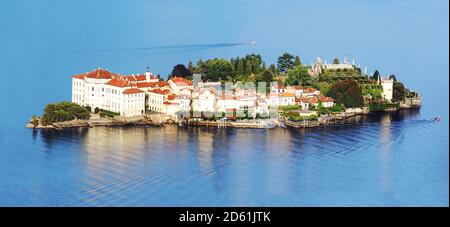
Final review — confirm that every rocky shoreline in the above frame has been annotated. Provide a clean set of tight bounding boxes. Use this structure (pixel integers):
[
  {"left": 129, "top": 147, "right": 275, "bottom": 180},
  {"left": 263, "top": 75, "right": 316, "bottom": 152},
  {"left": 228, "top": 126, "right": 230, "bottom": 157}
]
[{"left": 26, "top": 104, "right": 420, "bottom": 131}]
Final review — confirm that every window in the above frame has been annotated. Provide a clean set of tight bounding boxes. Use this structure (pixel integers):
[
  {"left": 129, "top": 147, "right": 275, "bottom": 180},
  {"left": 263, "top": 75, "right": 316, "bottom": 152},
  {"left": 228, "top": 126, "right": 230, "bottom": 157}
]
[{"left": 92, "top": 87, "right": 94, "bottom": 91}]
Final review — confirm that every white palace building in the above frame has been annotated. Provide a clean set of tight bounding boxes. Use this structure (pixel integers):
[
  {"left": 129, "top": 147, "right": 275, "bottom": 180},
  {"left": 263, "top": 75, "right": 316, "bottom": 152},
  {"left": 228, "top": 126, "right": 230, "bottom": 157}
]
[
  {"left": 72, "top": 68, "right": 156, "bottom": 116},
  {"left": 71, "top": 68, "right": 193, "bottom": 117}
]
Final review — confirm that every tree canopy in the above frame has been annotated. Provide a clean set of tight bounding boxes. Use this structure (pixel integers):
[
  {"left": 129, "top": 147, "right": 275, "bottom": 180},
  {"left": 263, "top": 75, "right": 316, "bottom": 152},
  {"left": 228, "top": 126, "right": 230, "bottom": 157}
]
[
  {"left": 328, "top": 80, "right": 364, "bottom": 108},
  {"left": 197, "top": 58, "right": 234, "bottom": 81},
  {"left": 277, "top": 52, "right": 295, "bottom": 74},
  {"left": 41, "top": 102, "right": 90, "bottom": 125},
  {"left": 285, "top": 66, "right": 312, "bottom": 86},
  {"left": 170, "top": 64, "right": 192, "bottom": 78},
  {"left": 372, "top": 70, "right": 380, "bottom": 81},
  {"left": 392, "top": 82, "right": 407, "bottom": 102},
  {"left": 333, "top": 58, "right": 340, "bottom": 64},
  {"left": 294, "top": 56, "right": 302, "bottom": 67}
]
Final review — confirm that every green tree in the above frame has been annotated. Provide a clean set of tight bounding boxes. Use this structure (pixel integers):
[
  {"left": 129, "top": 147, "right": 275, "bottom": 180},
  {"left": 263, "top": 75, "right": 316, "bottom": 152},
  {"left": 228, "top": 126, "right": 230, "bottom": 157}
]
[
  {"left": 314, "top": 82, "right": 331, "bottom": 96},
  {"left": 261, "top": 62, "right": 266, "bottom": 71},
  {"left": 269, "top": 64, "right": 277, "bottom": 75},
  {"left": 236, "top": 59, "right": 244, "bottom": 75},
  {"left": 392, "top": 82, "right": 407, "bottom": 102},
  {"left": 285, "top": 66, "right": 312, "bottom": 86},
  {"left": 372, "top": 70, "right": 380, "bottom": 81},
  {"left": 199, "top": 59, "right": 234, "bottom": 81},
  {"left": 29, "top": 115, "right": 39, "bottom": 128},
  {"left": 389, "top": 74, "right": 397, "bottom": 82},
  {"left": 261, "top": 69, "right": 274, "bottom": 83},
  {"left": 41, "top": 102, "right": 90, "bottom": 125},
  {"left": 294, "top": 56, "right": 302, "bottom": 67},
  {"left": 187, "top": 61, "right": 194, "bottom": 73},
  {"left": 277, "top": 52, "right": 295, "bottom": 74},
  {"left": 245, "top": 60, "right": 253, "bottom": 75},
  {"left": 248, "top": 73, "right": 256, "bottom": 83},
  {"left": 328, "top": 80, "right": 364, "bottom": 108},
  {"left": 333, "top": 58, "right": 340, "bottom": 64}
]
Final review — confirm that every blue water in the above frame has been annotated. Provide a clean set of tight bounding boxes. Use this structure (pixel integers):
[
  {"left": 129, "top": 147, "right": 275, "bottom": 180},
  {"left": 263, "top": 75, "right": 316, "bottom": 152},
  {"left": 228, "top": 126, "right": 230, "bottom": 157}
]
[{"left": 0, "top": 0, "right": 448, "bottom": 206}]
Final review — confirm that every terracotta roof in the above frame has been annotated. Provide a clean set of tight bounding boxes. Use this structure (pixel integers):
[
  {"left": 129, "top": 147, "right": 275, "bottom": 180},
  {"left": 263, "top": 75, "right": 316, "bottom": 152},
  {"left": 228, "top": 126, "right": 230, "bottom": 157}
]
[
  {"left": 105, "top": 77, "right": 131, "bottom": 88},
  {"left": 134, "top": 75, "right": 147, "bottom": 81},
  {"left": 170, "top": 77, "right": 192, "bottom": 86},
  {"left": 293, "top": 85, "right": 304, "bottom": 90},
  {"left": 296, "top": 97, "right": 309, "bottom": 103},
  {"left": 156, "top": 81, "right": 170, "bottom": 87},
  {"left": 123, "top": 88, "right": 144, "bottom": 94},
  {"left": 318, "top": 95, "right": 334, "bottom": 102},
  {"left": 72, "top": 68, "right": 120, "bottom": 80},
  {"left": 72, "top": 74, "right": 85, "bottom": 79},
  {"left": 149, "top": 88, "right": 170, "bottom": 95},
  {"left": 275, "top": 84, "right": 286, "bottom": 89},
  {"left": 308, "top": 97, "right": 318, "bottom": 103},
  {"left": 280, "top": 92, "right": 295, "bottom": 97},
  {"left": 305, "top": 87, "right": 317, "bottom": 93},
  {"left": 136, "top": 82, "right": 156, "bottom": 88},
  {"left": 164, "top": 101, "right": 178, "bottom": 105},
  {"left": 168, "top": 94, "right": 177, "bottom": 101},
  {"left": 218, "top": 95, "right": 236, "bottom": 100},
  {"left": 85, "top": 68, "right": 117, "bottom": 79}
]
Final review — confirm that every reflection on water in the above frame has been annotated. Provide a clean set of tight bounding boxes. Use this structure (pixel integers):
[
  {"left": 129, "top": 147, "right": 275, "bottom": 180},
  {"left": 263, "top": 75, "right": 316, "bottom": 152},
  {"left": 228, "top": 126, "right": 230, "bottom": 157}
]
[{"left": 6, "top": 109, "right": 439, "bottom": 206}]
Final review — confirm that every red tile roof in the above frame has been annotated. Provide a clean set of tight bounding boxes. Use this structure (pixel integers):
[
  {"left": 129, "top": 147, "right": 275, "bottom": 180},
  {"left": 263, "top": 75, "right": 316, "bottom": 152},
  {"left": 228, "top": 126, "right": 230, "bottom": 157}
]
[
  {"left": 85, "top": 68, "right": 118, "bottom": 79},
  {"left": 168, "top": 94, "right": 177, "bottom": 101},
  {"left": 149, "top": 88, "right": 170, "bottom": 95},
  {"left": 156, "top": 81, "right": 170, "bottom": 87},
  {"left": 123, "top": 88, "right": 144, "bottom": 94},
  {"left": 293, "top": 85, "right": 304, "bottom": 90},
  {"left": 105, "top": 77, "right": 131, "bottom": 88},
  {"left": 72, "top": 74, "right": 85, "bottom": 79},
  {"left": 170, "top": 77, "right": 192, "bottom": 86},
  {"left": 72, "top": 68, "right": 120, "bottom": 80},
  {"left": 134, "top": 75, "right": 147, "bottom": 81},
  {"left": 136, "top": 82, "right": 156, "bottom": 88},
  {"left": 163, "top": 101, "right": 178, "bottom": 105},
  {"left": 296, "top": 97, "right": 309, "bottom": 103},
  {"left": 318, "top": 95, "right": 334, "bottom": 102},
  {"left": 280, "top": 92, "right": 295, "bottom": 97},
  {"left": 308, "top": 97, "right": 318, "bottom": 103},
  {"left": 305, "top": 87, "right": 317, "bottom": 93},
  {"left": 218, "top": 95, "right": 236, "bottom": 100}
]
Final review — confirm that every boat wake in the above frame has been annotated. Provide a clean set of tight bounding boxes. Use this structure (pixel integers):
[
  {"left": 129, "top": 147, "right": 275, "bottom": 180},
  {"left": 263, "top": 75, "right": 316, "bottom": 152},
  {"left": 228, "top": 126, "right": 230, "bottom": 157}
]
[{"left": 54, "top": 42, "right": 255, "bottom": 54}]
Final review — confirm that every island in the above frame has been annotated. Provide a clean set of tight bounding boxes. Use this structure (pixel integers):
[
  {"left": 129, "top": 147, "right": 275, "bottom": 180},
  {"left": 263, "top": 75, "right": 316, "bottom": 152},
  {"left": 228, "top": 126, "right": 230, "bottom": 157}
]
[{"left": 26, "top": 53, "right": 421, "bottom": 130}]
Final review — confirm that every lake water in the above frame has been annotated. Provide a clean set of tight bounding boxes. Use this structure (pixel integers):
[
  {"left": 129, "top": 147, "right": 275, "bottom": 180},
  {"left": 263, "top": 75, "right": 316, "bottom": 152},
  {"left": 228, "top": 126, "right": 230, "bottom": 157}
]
[{"left": 0, "top": 0, "right": 448, "bottom": 206}]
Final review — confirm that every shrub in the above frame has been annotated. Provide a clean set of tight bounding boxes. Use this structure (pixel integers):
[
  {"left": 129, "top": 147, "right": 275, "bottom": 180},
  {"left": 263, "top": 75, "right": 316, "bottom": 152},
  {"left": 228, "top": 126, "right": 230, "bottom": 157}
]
[
  {"left": 369, "top": 102, "right": 400, "bottom": 112},
  {"left": 94, "top": 107, "right": 100, "bottom": 114},
  {"left": 41, "top": 102, "right": 90, "bottom": 125},
  {"left": 99, "top": 109, "right": 120, "bottom": 118}
]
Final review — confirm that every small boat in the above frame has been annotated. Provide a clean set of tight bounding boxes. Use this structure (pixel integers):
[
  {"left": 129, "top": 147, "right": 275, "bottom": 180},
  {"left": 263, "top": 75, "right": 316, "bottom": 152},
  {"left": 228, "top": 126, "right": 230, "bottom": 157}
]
[
  {"left": 434, "top": 116, "right": 441, "bottom": 121},
  {"left": 279, "top": 122, "right": 286, "bottom": 128}
]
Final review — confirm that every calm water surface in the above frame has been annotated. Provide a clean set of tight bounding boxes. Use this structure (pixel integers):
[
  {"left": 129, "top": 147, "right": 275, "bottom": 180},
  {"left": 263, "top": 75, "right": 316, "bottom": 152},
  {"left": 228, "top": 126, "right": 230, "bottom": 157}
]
[{"left": 0, "top": 0, "right": 448, "bottom": 206}]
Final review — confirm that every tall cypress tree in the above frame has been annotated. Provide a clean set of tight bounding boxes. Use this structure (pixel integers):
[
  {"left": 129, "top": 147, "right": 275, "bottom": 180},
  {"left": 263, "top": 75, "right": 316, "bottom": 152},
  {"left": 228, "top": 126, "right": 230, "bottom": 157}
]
[
  {"left": 237, "top": 59, "right": 244, "bottom": 75},
  {"left": 294, "top": 56, "right": 302, "bottom": 67}
]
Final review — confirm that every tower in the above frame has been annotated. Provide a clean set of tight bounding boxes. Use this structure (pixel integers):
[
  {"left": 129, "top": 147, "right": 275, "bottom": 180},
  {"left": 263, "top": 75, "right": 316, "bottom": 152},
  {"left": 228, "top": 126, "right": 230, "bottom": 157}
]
[
  {"left": 381, "top": 78, "right": 394, "bottom": 102},
  {"left": 145, "top": 66, "right": 151, "bottom": 81}
]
